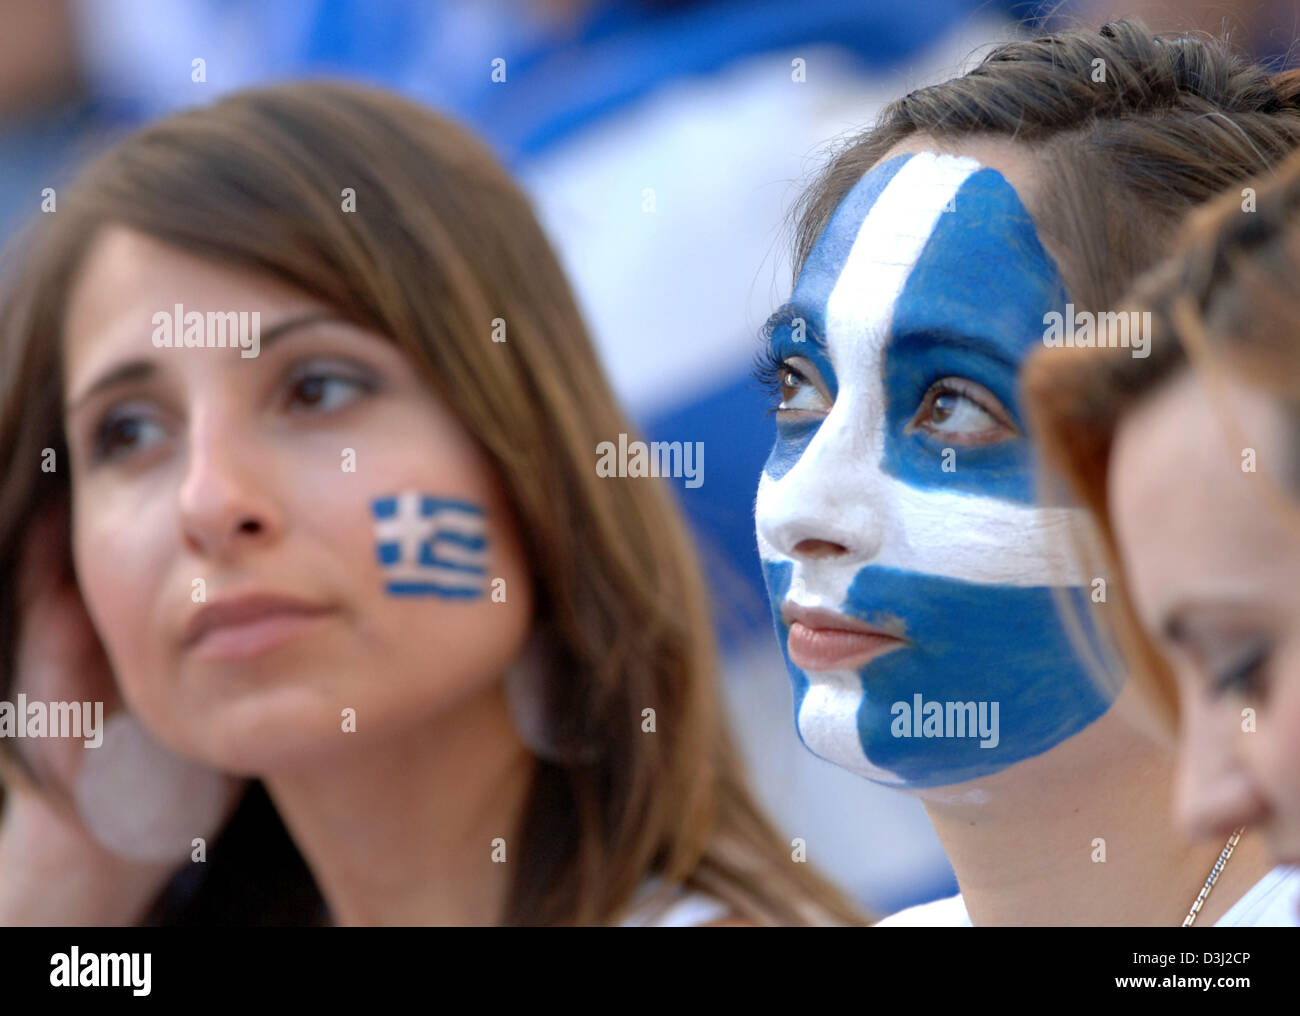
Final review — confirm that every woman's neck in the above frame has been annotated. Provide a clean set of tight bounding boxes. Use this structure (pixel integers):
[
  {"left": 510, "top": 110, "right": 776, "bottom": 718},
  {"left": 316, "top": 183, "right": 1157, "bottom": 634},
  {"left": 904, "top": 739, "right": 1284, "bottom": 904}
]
[
  {"left": 916, "top": 699, "right": 1275, "bottom": 926},
  {"left": 261, "top": 681, "right": 536, "bottom": 926}
]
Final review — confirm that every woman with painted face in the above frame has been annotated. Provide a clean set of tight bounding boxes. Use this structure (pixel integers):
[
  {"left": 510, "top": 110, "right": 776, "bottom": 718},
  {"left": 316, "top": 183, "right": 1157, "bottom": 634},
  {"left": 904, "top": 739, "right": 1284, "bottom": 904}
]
[
  {"left": 754, "top": 20, "right": 1300, "bottom": 925},
  {"left": 1024, "top": 147, "right": 1300, "bottom": 918},
  {"left": 0, "top": 82, "right": 865, "bottom": 926}
]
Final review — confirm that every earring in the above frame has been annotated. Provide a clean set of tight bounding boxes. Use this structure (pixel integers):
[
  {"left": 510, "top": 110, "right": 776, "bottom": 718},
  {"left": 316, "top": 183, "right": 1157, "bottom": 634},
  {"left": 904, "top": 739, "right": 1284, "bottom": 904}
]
[
  {"left": 503, "top": 626, "right": 601, "bottom": 766},
  {"left": 73, "top": 711, "right": 243, "bottom": 864}
]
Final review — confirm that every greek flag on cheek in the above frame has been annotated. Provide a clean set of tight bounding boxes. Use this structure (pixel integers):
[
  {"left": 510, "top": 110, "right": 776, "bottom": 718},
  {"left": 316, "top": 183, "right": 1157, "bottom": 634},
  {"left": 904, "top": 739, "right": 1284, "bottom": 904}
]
[
  {"left": 372, "top": 492, "right": 488, "bottom": 598},
  {"left": 754, "top": 152, "right": 1122, "bottom": 790}
]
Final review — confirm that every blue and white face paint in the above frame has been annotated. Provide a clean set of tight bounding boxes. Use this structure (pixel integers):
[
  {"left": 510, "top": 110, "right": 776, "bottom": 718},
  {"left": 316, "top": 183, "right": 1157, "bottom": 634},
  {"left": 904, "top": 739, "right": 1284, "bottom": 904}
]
[
  {"left": 373, "top": 491, "right": 488, "bottom": 598},
  {"left": 755, "top": 152, "right": 1120, "bottom": 789}
]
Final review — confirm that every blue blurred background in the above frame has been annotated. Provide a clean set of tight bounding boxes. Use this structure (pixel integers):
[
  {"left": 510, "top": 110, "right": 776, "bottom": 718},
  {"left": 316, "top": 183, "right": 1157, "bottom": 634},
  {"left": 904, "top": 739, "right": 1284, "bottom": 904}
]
[{"left": 3, "top": 0, "right": 1293, "bottom": 918}]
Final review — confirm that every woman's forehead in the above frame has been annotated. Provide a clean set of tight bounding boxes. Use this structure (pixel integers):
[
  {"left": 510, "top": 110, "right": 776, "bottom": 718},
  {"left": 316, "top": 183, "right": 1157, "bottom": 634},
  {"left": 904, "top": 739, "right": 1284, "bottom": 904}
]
[
  {"left": 781, "top": 150, "right": 1067, "bottom": 377},
  {"left": 879, "top": 133, "right": 1044, "bottom": 201}
]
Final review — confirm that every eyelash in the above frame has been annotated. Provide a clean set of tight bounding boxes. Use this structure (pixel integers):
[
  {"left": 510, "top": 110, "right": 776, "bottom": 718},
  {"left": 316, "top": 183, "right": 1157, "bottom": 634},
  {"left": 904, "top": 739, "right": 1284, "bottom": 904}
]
[
  {"left": 88, "top": 361, "right": 379, "bottom": 464},
  {"left": 915, "top": 376, "right": 1010, "bottom": 428},
  {"left": 753, "top": 350, "right": 1011, "bottom": 433},
  {"left": 752, "top": 346, "right": 792, "bottom": 414},
  {"left": 1209, "top": 641, "right": 1271, "bottom": 699},
  {"left": 281, "top": 363, "right": 378, "bottom": 412}
]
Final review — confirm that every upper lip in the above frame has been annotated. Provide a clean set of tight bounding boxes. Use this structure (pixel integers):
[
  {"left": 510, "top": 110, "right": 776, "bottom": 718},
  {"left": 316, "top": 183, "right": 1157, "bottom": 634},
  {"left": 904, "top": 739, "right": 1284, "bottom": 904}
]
[
  {"left": 781, "top": 603, "right": 907, "bottom": 642},
  {"left": 182, "top": 592, "right": 333, "bottom": 648}
]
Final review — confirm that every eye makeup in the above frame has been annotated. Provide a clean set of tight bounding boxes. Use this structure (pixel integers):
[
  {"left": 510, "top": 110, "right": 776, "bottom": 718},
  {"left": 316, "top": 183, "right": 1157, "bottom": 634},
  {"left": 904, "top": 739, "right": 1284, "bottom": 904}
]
[
  {"left": 75, "top": 349, "right": 389, "bottom": 470},
  {"left": 906, "top": 376, "right": 1018, "bottom": 447},
  {"left": 754, "top": 349, "right": 832, "bottom": 415},
  {"left": 1208, "top": 638, "right": 1272, "bottom": 700},
  {"left": 277, "top": 356, "right": 384, "bottom": 415}
]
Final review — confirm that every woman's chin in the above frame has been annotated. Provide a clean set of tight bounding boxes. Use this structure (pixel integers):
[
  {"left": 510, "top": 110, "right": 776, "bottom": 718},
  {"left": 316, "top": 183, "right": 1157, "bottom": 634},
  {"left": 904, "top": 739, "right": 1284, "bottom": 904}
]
[{"left": 162, "top": 700, "right": 368, "bottom": 777}]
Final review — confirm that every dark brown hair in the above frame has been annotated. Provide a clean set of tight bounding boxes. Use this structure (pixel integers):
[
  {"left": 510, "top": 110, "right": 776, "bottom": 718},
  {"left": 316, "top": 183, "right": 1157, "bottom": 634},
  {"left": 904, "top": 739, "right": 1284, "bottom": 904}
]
[
  {"left": 792, "top": 20, "right": 1300, "bottom": 311},
  {"left": 0, "top": 81, "right": 865, "bottom": 926}
]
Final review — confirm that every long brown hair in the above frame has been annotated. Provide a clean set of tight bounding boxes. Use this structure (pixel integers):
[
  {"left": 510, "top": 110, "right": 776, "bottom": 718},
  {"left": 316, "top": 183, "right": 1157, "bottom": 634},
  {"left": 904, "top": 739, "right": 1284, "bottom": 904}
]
[
  {"left": 0, "top": 81, "right": 865, "bottom": 926},
  {"left": 1024, "top": 145, "right": 1300, "bottom": 732}
]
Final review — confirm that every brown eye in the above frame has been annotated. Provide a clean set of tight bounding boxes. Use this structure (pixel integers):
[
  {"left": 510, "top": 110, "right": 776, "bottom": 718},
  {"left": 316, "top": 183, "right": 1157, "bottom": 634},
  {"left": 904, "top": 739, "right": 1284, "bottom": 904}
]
[
  {"left": 909, "top": 377, "right": 1018, "bottom": 446},
  {"left": 931, "top": 391, "right": 960, "bottom": 425},
  {"left": 775, "top": 356, "right": 831, "bottom": 414},
  {"left": 299, "top": 376, "right": 327, "bottom": 404},
  {"left": 283, "top": 362, "right": 377, "bottom": 413},
  {"left": 779, "top": 368, "right": 803, "bottom": 404},
  {"left": 91, "top": 410, "right": 166, "bottom": 463}
]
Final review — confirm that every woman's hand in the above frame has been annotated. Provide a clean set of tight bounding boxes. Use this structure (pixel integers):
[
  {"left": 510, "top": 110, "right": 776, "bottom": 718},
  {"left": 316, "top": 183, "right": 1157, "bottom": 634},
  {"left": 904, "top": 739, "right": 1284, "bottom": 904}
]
[{"left": 0, "top": 503, "right": 235, "bottom": 925}]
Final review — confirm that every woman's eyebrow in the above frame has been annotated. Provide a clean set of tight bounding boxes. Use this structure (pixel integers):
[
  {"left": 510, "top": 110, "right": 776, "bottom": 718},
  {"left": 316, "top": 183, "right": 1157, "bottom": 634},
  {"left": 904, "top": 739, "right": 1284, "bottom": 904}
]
[
  {"left": 64, "top": 310, "right": 345, "bottom": 414},
  {"left": 1160, "top": 599, "right": 1259, "bottom": 647},
  {"left": 761, "top": 302, "right": 823, "bottom": 347},
  {"left": 888, "top": 327, "right": 1021, "bottom": 372}
]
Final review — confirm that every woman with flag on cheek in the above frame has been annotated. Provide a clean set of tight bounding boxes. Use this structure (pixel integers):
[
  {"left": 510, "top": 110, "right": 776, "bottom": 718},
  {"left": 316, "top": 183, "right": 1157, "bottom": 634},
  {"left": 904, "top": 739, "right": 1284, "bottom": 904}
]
[{"left": 0, "top": 81, "right": 864, "bottom": 927}]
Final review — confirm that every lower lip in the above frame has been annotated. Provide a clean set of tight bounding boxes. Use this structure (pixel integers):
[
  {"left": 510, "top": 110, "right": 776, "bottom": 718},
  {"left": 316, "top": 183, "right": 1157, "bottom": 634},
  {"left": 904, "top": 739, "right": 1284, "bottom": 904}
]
[
  {"left": 186, "top": 611, "right": 334, "bottom": 662},
  {"left": 786, "top": 621, "right": 905, "bottom": 671}
]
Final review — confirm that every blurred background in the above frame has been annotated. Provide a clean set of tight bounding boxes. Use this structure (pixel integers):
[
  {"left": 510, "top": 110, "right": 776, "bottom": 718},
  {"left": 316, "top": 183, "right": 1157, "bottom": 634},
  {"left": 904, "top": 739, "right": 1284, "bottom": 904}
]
[{"left": 3, "top": 0, "right": 1295, "bottom": 918}]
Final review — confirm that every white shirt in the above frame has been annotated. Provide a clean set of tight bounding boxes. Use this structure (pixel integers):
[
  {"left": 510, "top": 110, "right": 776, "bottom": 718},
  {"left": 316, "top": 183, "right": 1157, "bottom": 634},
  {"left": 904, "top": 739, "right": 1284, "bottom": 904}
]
[
  {"left": 876, "top": 865, "right": 1300, "bottom": 926},
  {"left": 618, "top": 878, "right": 732, "bottom": 927}
]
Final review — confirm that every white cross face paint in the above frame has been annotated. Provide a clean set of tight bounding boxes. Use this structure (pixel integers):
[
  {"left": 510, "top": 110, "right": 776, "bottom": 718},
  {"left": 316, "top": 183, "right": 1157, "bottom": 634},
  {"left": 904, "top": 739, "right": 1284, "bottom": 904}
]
[{"left": 755, "top": 152, "right": 1122, "bottom": 789}]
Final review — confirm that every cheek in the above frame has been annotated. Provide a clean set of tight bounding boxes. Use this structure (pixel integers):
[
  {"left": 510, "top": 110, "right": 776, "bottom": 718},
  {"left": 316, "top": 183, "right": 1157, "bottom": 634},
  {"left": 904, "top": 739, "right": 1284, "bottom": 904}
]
[
  {"left": 1258, "top": 650, "right": 1300, "bottom": 803},
  {"left": 71, "top": 478, "right": 174, "bottom": 684},
  {"left": 762, "top": 417, "right": 821, "bottom": 483},
  {"left": 754, "top": 473, "right": 786, "bottom": 547},
  {"left": 341, "top": 422, "right": 535, "bottom": 695}
]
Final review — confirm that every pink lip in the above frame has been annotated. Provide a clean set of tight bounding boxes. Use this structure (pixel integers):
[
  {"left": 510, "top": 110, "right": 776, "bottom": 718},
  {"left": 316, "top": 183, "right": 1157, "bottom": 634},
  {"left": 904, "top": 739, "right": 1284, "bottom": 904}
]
[
  {"left": 781, "top": 604, "right": 907, "bottom": 671},
  {"left": 183, "top": 593, "right": 335, "bottom": 662}
]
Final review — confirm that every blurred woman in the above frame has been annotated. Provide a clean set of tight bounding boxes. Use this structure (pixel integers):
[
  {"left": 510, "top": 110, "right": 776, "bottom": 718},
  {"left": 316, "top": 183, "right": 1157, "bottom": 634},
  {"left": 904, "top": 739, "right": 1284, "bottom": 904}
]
[
  {"left": 1025, "top": 145, "right": 1300, "bottom": 897},
  {"left": 0, "top": 81, "right": 864, "bottom": 926}
]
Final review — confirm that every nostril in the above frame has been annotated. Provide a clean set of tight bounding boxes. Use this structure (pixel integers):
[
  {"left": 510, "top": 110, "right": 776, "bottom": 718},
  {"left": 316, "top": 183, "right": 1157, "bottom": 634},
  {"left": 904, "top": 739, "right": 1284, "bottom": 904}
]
[{"left": 793, "top": 538, "right": 847, "bottom": 559}]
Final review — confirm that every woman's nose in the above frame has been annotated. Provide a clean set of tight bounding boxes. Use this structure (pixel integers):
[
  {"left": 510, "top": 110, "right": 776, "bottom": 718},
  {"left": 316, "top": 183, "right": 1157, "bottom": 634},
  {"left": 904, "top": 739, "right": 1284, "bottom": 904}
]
[
  {"left": 756, "top": 413, "right": 887, "bottom": 565},
  {"left": 176, "top": 414, "right": 282, "bottom": 560}
]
